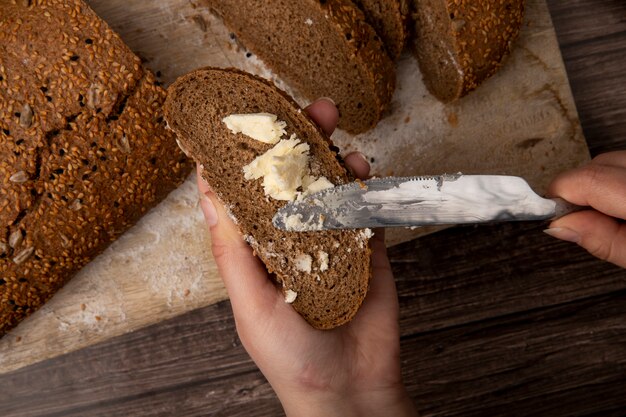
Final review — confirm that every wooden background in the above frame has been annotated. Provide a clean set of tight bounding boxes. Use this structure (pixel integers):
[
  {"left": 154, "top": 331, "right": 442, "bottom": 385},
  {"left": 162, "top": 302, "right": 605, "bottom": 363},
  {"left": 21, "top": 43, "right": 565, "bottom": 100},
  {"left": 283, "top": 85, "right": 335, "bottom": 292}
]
[{"left": 1, "top": 0, "right": 626, "bottom": 416}]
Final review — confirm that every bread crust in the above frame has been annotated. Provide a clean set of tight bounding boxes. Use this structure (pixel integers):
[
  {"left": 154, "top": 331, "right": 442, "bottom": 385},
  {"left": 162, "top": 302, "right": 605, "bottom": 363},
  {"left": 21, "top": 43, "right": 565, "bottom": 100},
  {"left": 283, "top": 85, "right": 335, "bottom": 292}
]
[
  {"left": 165, "top": 67, "right": 372, "bottom": 329},
  {"left": 411, "top": 0, "right": 525, "bottom": 101},
  {"left": 203, "top": 0, "right": 396, "bottom": 134},
  {"left": 0, "top": 0, "right": 191, "bottom": 335},
  {"left": 353, "top": 0, "right": 409, "bottom": 60}
]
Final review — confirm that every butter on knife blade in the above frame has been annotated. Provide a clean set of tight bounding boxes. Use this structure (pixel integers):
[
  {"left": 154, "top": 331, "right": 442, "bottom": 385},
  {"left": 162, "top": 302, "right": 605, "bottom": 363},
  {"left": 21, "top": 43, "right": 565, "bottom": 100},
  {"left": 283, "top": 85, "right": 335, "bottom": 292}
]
[{"left": 272, "top": 175, "right": 579, "bottom": 231}]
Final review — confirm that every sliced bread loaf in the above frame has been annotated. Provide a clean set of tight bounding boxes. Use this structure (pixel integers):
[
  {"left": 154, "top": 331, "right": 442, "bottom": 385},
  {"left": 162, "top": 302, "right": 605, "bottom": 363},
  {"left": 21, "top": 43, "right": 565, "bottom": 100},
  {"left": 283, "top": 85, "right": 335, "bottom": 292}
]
[
  {"left": 164, "top": 68, "right": 372, "bottom": 329},
  {"left": 0, "top": 0, "right": 190, "bottom": 336},
  {"left": 410, "top": 0, "right": 524, "bottom": 102},
  {"left": 203, "top": 0, "right": 395, "bottom": 134},
  {"left": 353, "top": 0, "right": 409, "bottom": 60}
]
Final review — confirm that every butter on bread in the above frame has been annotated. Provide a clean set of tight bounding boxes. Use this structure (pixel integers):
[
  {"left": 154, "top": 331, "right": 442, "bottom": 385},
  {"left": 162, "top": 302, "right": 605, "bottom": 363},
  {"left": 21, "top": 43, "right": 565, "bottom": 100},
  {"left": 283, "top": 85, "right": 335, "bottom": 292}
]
[{"left": 164, "top": 67, "right": 372, "bottom": 329}]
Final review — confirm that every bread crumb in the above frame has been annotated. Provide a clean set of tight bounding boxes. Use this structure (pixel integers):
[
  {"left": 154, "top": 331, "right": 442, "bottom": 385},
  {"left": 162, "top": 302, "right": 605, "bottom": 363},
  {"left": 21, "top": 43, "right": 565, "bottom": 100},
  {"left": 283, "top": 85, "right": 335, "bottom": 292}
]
[
  {"left": 305, "top": 18, "right": 313, "bottom": 25},
  {"left": 294, "top": 253, "right": 312, "bottom": 273},
  {"left": 318, "top": 251, "right": 329, "bottom": 272},
  {"left": 285, "top": 289, "right": 298, "bottom": 303},
  {"left": 224, "top": 204, "right": 239, "bottom": 224}
]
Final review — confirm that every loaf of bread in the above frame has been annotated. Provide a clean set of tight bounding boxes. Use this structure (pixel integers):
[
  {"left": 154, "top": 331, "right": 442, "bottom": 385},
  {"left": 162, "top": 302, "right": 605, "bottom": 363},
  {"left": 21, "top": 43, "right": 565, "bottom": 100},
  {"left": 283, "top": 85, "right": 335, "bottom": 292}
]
[
  {"left": 202, "top": 0, "right": 396, "bottom": 134},
  {"left": 0, "top": 0, "right": 191, "bottom": 336},
  {"left": 410, "top": 0, "right": 525, "bottom": 101},
  {"left": 164, "top": 68, "right": 372, "bottom": 329},
  {"left": 353, "top": 0, "right": 409, "bottom": 60}
]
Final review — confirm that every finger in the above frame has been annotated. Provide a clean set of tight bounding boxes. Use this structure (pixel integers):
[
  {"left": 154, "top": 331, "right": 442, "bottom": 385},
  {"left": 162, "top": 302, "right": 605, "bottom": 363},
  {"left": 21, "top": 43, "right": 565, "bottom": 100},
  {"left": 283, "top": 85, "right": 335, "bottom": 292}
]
[
  {"left": 547, "top": 163, "right": 626, "bottom": 219},
  {"left": 344, "top": 152, "right": 370, "bottom": 180},
  {"left": 353, "top": 228, "right": 400, "bottom": 329},
  {"left": 547, "top": 210, "right": 626, "bottom": 269},
  {"left": 305, "top": 97, "right": 339, "bottom": 136},
  {"left": 196, "top": 170, "right": 281, "bottom": 315},
  {"left": 590, "top": 151, "right": 626, "bottom": 168}
]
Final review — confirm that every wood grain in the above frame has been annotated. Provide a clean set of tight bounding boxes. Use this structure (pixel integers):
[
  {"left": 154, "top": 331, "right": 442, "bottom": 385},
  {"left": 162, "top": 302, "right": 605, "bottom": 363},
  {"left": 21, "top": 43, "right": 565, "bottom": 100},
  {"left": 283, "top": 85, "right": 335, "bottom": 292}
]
[
  {"left": 0, "top": 0, "right": 625, "bottom": 416},
  {"left": 547, "top": 0, "right": 626, "bottom": 155},
  {"left": 405, "top": 291, "right": 626, "bottom": 417},
  {"left": 392, "top": 222, "right": 626, "bottom": 334}
]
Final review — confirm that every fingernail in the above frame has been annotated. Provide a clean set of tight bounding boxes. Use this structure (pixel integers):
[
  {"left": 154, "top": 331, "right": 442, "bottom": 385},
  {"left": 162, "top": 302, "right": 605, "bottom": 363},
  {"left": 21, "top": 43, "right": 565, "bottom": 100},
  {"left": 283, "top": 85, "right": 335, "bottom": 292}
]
[
  {"left": 318, "top": 96, "right": 336, "bottom": 105},
  {"left": 199, "top": 193, "right": 218, "bottom": 227},
  {"left": 355, "top": 151, "right": 368, "bottom": 163},
  {"left": 544, "top": 227, "right": 581, "bottom": 244}
]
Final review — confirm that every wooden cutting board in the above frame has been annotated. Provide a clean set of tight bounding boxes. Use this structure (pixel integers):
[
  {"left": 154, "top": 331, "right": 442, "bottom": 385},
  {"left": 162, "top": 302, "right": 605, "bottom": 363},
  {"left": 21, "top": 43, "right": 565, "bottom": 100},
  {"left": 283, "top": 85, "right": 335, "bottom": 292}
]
[{"left": 0, "top": 0, "right": 589, "bottom": 373}]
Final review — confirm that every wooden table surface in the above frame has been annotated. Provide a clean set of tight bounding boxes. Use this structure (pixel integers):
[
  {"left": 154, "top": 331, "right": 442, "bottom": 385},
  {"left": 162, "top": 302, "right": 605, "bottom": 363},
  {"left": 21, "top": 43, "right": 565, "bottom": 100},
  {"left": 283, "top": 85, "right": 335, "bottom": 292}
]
[{"left": 2, "top": 0, "right": 625, "bottom": 416}]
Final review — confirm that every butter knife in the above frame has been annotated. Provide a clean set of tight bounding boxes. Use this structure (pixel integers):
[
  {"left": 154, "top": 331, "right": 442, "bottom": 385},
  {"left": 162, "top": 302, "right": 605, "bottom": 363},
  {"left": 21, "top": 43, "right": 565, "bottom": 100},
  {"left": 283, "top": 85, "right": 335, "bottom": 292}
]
[{"left": 272, "top": 174, "right": 579, "bottom": 231}]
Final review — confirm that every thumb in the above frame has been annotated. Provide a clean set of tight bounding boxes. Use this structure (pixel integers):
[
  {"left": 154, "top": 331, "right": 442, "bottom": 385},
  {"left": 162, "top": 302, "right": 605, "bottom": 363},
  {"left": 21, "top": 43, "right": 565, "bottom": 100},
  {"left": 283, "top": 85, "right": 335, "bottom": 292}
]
[
  {"left": 197, "top": 167, "right": 281, "bottom": 316},
  {"left": 545, "top": 210, "right": 626, "bottom": 269}
]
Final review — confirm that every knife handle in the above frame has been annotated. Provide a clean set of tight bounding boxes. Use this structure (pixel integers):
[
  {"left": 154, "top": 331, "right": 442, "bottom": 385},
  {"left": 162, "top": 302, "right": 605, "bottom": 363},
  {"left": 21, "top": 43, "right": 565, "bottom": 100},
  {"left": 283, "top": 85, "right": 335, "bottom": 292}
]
[{"left": 551, "top": 198, "right": 585, "bottom": 220}]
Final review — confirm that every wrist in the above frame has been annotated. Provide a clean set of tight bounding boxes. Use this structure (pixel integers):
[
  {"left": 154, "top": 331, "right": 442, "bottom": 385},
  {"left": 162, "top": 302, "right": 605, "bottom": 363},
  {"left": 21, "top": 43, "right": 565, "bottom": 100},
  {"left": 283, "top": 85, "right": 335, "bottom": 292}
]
[{"left": 277, "top": 383, "right": 418, "bottom": 417}]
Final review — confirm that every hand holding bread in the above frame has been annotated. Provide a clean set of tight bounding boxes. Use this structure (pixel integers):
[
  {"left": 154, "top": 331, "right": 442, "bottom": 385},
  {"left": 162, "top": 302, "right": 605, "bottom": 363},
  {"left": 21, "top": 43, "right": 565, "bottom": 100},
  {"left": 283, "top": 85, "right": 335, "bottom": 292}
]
[{"left": 196, "top": 98, "right": 418, "bottom": 417}]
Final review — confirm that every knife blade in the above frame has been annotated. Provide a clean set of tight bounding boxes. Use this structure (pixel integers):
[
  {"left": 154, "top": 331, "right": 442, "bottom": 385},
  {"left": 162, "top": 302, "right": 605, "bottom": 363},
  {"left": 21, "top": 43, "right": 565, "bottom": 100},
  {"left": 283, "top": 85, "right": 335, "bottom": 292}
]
[{"left": 272, "top": 174, "right": 579, "bottom": 231}]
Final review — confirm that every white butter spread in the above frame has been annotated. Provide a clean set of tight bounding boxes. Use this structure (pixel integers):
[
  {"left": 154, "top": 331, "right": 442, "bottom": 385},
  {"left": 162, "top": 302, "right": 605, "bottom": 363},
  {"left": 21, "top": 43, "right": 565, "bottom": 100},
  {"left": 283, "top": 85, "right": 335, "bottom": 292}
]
[
  {"left": 230, "top": 112, "right": 334, "bottom": 202},
  {"left": 243, "top": 136, "right": 310, "bottom": 201},
  {"left": 284, "top": 289, "right": 298, "bottom": 303},
  {"left": 318, "top": 251, "right": 329, "bottom": 272},
  {"left": 301, "top": 176, "right": 334, "bottom": 199},
  {"left": 222, "top": 113, "right": 286, "bottom": 144},
  {"left": 283, "top": 212, "right": 325, "bottom": 231},
  {"left": 284, "top": 213, "right": 305, "bottom": 230},
  {"left": 294, "top": 253, "right": 313, "bottom": 273},
  {"left": 358, "top": 229, "right": 374, "bottom": 248}
]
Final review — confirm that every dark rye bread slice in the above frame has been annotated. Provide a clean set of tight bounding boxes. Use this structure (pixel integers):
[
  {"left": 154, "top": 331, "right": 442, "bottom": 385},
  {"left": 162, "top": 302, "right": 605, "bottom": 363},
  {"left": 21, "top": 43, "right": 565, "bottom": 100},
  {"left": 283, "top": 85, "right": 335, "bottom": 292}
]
[
  {"left": 0, "top": 0, "right": 191, "bottom": 336},
  {"left": 203, "top": 0, "right": 395, "bottom": 134},
  {"left": 353, "top": 0, "right": 409, "bottom": 60},
  {"left": 165, "top": 68, "right": 372, "bottom": 329},
  {"left": 411, "top": 0, "right": 524, "bottom": 102}
]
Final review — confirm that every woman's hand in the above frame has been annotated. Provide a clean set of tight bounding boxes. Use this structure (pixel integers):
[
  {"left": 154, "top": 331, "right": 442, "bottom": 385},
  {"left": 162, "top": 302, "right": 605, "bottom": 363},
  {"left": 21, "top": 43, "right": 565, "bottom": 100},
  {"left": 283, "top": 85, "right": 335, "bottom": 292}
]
[
  {"left": 545, "top": 151, "right": 626, "bottom": 268},
  {"left": 197, "top": 98, "right": 418, "bottom": 417}
]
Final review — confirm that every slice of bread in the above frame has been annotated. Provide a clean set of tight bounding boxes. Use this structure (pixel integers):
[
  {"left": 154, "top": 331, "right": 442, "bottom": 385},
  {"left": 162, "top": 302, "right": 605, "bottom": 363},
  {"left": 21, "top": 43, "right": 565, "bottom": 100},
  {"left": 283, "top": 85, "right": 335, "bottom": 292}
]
[
  {"left": 410, "top": 0, "right": 524, "bottom": 102},
  {"left": 164, "top": 68, "right": 372, "bottom": 329},
  {"left": 203, "top": 0, "right": 395, "bottom": 134},
  {"left": 353, "top": 0, "right": 409, "bottom": 60}
]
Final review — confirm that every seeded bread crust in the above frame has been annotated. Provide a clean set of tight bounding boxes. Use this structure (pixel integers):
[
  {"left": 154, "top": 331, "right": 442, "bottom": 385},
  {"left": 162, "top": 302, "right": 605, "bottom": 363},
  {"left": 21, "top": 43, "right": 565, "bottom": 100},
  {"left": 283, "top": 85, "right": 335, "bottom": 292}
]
[
  {"left": 203, "top": 0, "right": 396, "bottom": 134},
  {"left": 0, "top": 0, "right": 191, "bottom": 336},
  {"left": 353, "top": 0, "right": 409, "bottom": 60},
  {"left": 165, "top": 68, "right": 372, "bottom": 329},
  {"left": 411, "top": 0, "right": 524, "bottom": 102}
]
